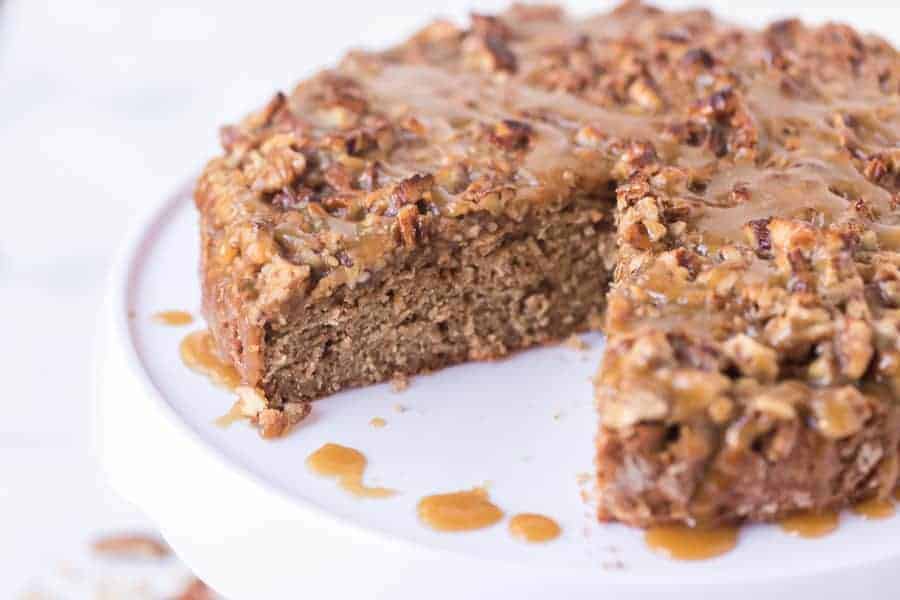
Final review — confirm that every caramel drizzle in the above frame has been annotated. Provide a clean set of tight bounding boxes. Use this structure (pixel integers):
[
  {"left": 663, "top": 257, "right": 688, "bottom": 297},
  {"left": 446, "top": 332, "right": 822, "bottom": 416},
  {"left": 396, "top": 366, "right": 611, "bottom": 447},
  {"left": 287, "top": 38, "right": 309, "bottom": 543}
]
[
  {"left": 153, "top": 310, "right": 194, "bottom": 326},
  {"left": 508, "top": 513, "right": 561, "bottom": 543},
  {"left": 356, "top": 62, "right": 652, "bottom": 197},
  {"left": 852, "top": 497, "right": 896, "bottom": 520},
  {"left": 214, "top": 400, "right": 245, "bottom": 428},
  {"left": 306, "top": 443, "right": 396, "bottom": 498},
  {"left": 644, "top": 524, "right": 739, "bottom": 561},
  {"left": 417, "top": 488, "right": 504, "bottom": 532},
  {"left": 368, "top": 67, "right": 900, "bottom": 253},
  {"left": 778, "top": 510, "right": 840, "bottom": 539},
  {"left": 179, "top": 330, "right": 240, "bottom": 390}
]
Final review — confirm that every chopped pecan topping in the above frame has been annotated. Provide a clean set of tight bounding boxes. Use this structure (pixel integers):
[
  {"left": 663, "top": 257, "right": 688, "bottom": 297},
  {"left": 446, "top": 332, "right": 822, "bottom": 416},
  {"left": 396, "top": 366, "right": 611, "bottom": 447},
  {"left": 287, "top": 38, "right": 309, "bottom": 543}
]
[
  {"left": 464, "top": 15, "right": 518, "bottom": 73},
  {"left": 488, "top": 119, "right": 533, "bottom": 150},
  {"left": 681, "top": 47, "right": 715, "bottom": 69},
  {"left": 394, "top": 204, "right": 422, "bottom": 247},
  {"left": 482, "top": 35, "right": 518, "bottom": 73},
  {"left": 384, "top": 173, "right": 434, "bottom": 216},
  {"left": 723, "top": 334, "right": 779, "bottom": 381},
  {"left": 746, "top": 218, "right": 773, "bottom": 258}
]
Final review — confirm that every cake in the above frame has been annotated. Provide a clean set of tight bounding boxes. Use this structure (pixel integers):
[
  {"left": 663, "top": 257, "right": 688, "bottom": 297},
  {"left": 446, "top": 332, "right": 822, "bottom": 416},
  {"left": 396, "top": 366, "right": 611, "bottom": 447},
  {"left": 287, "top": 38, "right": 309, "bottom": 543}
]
[{"left": 195, "top": 1, "right": 900, "bottom": 526}]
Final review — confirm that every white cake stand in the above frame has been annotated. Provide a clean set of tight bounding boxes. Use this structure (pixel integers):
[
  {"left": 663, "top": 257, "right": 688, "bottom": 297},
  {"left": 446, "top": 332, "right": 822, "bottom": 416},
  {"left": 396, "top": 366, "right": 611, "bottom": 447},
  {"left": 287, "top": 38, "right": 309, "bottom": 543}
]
[{"left": 95, "top": 187, "right": 900, "bottom": 599}]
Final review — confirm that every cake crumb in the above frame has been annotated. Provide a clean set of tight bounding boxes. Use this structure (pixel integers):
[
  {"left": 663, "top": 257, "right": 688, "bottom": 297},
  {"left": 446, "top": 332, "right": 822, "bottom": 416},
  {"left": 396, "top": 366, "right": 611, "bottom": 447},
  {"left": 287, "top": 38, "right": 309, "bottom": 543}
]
[
  {"left": 576, "top": 472, "right": 591, "bottom": 485},
  {"left": 390, "top": 373, "right": 410, "bottom": 392},
  {"left": 369, "top": 416, "right": 387, "bottom": 428},
  {"left": 392, "top": 403, "right": 407, "bottom": 413},
  {"left": 564, "top": 333, "right": 589, "bottom": 351},
  {"left": 92, "top": 533, "right": 171, "bottom": 560},
  {"left": 601, "top": 559, "right": 626, "bottom": 571},
  {"left": 552, "top": 410, "right": 563, "bottom": 421},
  {"left": 221, "top": 386, "right": 311, "bottom": 439}
]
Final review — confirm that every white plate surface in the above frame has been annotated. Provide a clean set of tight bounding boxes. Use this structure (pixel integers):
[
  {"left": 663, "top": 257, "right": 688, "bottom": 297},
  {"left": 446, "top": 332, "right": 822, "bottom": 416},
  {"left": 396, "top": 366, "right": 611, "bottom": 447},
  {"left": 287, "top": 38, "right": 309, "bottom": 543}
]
[{"left": 98, "top": 188, "right": 900, "bottom": 598}]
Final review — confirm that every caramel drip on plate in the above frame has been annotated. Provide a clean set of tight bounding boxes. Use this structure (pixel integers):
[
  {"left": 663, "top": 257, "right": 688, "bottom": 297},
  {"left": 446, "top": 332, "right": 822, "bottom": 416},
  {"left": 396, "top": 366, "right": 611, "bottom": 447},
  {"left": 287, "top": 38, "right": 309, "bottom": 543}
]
[
  {"left": 508, "top": 513, "right": 561, "bottom": 543},
  {"left": 152, "top": 310, "right": 194, "bottom": 326},
  {"left": 418, "top": 488, "right": 504, "bottom": 532},
  {"left": 306, "top": 443, "right": 396, "bottom": 498},
  {"left": 852, "top": 497, "right": 896, "bottom": 520},
  {"left": 778, "top": 510, "right": 840, "bottom": 538},
  {"left": 180, "top": 330, "right": 240, "bottom": 390},
  {"left": 644, "top": 525, "right": 738, "bottom": 561},
  {"left": 369, "top": 417, "right": 387, "bottom": 428},
  {"left": 214, "top": 400, "right": 245, "bottom": 428}
]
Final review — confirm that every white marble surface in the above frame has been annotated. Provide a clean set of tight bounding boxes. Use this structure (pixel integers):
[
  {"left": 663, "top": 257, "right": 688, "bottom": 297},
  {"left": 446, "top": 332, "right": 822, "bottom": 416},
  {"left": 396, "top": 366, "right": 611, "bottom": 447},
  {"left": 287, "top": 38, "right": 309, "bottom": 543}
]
[{"left": 1, "top": 0, "right": 897, "bottom": 597}]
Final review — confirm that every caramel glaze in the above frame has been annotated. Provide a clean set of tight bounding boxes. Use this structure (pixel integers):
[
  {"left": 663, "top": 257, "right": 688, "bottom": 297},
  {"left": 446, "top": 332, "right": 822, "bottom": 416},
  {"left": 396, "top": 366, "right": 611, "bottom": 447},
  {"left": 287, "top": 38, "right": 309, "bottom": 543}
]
[
  {"left": 508, "top": 513, "right": 561, "bottom": 543},
  {"left": 778, "top": 510, "right": 840, "bottom": 539},
  {"left": 648, "top": 498, "right": 900, "bottom": 559},
  {"left": 644, "top": 525, "right": 739, "bottom": 561},
  {"left": 153, "top": 310, "right": 194, "bottom": 326},
  {"left": 306, "top": 443, "right": 396, "bottom": 498},
  {"left": 418, "top": 488, "right": 504, "bottom": 532},
  {"left": 180, "top": 330, "right": 240, "bottom": 390},
  {"left": 852, "top": 497, "right": 896, "bottom": 520}
]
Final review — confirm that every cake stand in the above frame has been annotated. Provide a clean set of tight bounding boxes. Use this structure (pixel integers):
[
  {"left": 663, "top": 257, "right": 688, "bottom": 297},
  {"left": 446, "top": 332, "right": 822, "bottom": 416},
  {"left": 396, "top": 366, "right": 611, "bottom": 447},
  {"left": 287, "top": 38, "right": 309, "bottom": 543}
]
[{"left": 95, "top": 186, "right": 900, "bottom": 599}]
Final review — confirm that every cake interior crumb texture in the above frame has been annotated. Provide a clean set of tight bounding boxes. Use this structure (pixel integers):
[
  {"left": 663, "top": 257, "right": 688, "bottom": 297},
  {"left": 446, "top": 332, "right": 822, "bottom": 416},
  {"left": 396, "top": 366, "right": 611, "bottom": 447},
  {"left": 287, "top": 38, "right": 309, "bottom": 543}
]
[{"left": 195, "top": 1, "right": 900, "bottom": 527}]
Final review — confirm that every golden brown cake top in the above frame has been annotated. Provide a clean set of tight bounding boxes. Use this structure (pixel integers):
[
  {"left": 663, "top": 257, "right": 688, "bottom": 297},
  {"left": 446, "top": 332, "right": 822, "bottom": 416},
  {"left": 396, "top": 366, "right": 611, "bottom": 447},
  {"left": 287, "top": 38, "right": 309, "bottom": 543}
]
[{"left": 196, "top": 1, "right": 900, "bottom": 329}]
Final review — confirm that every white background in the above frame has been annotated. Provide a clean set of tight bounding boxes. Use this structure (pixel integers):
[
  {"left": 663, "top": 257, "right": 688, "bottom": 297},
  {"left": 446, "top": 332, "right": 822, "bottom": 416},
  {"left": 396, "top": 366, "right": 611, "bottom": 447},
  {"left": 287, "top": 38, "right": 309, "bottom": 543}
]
[{"left": 1, "top": 0, "right": 898, "bottom": 597}]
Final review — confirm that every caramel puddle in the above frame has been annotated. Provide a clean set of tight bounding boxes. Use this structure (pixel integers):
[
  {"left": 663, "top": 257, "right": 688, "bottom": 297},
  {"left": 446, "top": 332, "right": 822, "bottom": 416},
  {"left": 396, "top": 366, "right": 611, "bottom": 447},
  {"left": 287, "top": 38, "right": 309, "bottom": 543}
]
[
  {"left": 779, "top": 510, "right": 840, "bottom": 538},
  {"left": 306, "top": 443, "right": 395, "bottom": 498},
  {"left": 645, "top": 525, "right": 738, "bottom": 561},
  {"left": 852, "top": 497, "right": 896, "bottom": 520},
  {"left": 180, "top": 330, "right": 240, "bottom": 390},
  {"left": 418, "top": 488, "right": 504, "bottom": 532},
  {"left": 509, "top": 513, "right": 561, "bottom": 543},
  {"left": 153, "top": 310, "right": 194, "bottom": 326}
]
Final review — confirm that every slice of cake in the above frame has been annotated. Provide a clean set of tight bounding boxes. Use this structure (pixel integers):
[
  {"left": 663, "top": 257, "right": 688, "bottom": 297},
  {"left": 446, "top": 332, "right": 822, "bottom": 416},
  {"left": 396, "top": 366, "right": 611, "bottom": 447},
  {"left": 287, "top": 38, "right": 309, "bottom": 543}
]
[
  {"left": 597, "top": 163, "right": 900, "bottom": 526},
  {"left": 196, "top": 1, "right": 900, "bottom": 526}
]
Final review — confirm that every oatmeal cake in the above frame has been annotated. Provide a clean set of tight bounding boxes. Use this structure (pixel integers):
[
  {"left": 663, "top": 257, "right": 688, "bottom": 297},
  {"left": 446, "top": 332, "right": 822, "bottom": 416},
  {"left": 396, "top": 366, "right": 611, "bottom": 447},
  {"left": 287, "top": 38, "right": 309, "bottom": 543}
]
[{"left": 196, "top": 1, "right": 900, "bottom": 526}]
